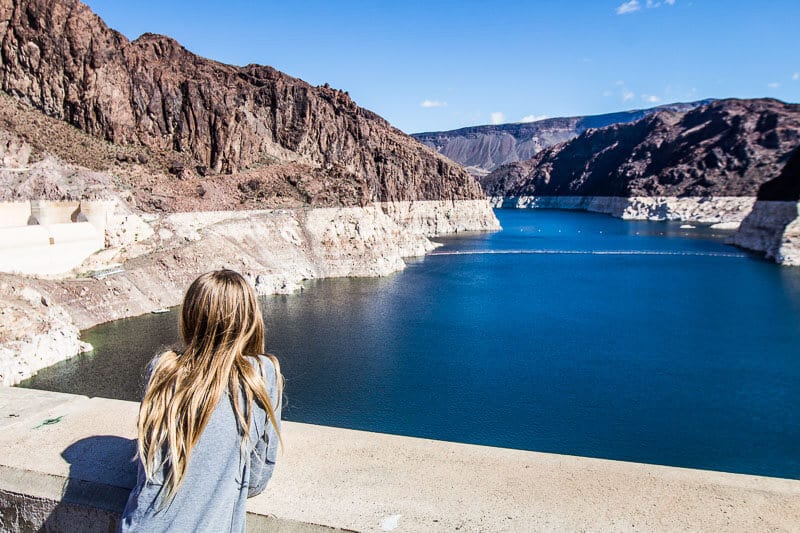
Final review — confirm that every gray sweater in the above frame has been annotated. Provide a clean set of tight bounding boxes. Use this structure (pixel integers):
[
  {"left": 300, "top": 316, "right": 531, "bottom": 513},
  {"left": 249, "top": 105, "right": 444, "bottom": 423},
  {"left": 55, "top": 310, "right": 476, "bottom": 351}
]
[{"left": 119, "top": 355, "right": 282, "bottom": 532}]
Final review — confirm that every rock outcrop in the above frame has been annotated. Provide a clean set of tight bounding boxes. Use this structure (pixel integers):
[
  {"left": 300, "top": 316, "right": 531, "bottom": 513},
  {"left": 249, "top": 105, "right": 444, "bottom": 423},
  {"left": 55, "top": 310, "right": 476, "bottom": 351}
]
[
  {"left": 0, "top": 283, "right": 91, "bottom": 386},
  {"left": 0, "top": 0, "right": 484, "bottom": 205},
  {"left": 412, "top": 101, "right": 711, "bottom": 177},
  {"left": 481, "top": 99, "right": 800, "bottom": 200},
  {"left": 733, "top": 147, "right": 800, "bottom": 265}
]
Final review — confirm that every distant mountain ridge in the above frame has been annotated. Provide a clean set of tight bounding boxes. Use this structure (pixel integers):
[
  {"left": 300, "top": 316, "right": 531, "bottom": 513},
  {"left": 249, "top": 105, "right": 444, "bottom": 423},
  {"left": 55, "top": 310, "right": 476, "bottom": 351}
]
[
  {"left": 412, "top": 100, "right": 713, "bottom": 177},
  {"left": 480, "top": 98, "right": 800, "bottom": 199}
]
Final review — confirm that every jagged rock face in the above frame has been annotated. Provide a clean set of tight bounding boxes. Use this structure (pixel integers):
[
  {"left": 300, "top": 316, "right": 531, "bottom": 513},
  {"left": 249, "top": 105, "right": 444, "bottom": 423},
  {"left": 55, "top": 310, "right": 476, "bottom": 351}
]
[
  {"left": 757, "top": 146, "right": 800, "bottom": 201},
  {"left": 481, "top": 99, "right": 800, "bottom": 198},
  {"left": 412, "top": 101, "right": 711, "bottom": 176},
  {"left": 0, "top": 0, "right": 483, "bottom": 204}
]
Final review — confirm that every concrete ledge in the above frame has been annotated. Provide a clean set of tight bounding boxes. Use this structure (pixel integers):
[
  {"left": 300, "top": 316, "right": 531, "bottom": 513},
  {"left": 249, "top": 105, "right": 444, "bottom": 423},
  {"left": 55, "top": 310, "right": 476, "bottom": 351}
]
[{"left": 0, "top": 387, "right": 798, "bottom": 532}]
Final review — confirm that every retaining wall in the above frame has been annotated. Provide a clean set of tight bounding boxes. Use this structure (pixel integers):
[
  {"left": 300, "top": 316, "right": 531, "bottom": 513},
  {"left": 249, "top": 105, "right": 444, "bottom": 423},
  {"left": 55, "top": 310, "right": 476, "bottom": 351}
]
[{"left": 0, "top": 387, "right": 798, "bottom": 532}]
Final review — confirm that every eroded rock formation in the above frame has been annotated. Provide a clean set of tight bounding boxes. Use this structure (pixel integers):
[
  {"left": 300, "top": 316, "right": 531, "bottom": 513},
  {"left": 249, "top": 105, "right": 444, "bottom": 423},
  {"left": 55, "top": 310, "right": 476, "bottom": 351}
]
[{"left": 0, "top": 0, "right": 483, "bottom": 205}]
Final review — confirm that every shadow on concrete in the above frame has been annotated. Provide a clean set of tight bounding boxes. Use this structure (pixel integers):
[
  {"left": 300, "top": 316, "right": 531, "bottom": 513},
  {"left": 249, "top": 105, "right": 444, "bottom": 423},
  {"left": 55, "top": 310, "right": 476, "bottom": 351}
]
[{"left": 42, "top": 435, "right": 137, "bottom": 533}]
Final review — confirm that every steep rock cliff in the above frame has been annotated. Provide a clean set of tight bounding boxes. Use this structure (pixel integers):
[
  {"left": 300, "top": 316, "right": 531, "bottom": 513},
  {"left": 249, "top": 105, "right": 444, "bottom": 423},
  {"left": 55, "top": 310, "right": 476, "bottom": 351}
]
[
  {"left": 0, "top": 0, "right": 483, "bottom": 205},
  {"left": 733, "top": 147, "right": 800, "bottom": 265}
]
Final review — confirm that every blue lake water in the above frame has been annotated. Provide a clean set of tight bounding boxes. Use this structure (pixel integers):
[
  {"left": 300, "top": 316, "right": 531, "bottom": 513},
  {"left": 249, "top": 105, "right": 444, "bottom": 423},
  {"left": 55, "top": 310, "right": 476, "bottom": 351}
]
[{"left": 21, "top": 209, "right": 800, "bottom": 478}]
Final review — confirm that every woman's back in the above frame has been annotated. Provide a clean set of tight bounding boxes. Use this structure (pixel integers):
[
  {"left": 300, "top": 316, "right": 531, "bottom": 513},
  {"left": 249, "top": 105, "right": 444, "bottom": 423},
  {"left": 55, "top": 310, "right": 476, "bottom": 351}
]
[{"left": 120, "top": 354, "right": 281, "bottom": 533}]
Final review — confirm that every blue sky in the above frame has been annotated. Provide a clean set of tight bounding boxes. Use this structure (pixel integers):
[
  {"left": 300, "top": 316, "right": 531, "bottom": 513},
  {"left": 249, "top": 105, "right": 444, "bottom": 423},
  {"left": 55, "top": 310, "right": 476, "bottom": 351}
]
[{"left": 83, "top": 0, "right": 799, "bottom": 134}]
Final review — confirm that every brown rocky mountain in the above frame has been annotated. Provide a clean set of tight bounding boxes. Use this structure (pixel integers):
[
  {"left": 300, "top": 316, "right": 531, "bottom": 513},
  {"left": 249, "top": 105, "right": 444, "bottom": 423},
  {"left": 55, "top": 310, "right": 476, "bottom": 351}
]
[
  {"left": 0, "top": 0, "right": 483, "bottom": 207},
  {"left": 481, "top": 99, "right": 800, "bottom": 199},
  {"left": 412, "top": 101, "right": 711, "bottom": 178}
]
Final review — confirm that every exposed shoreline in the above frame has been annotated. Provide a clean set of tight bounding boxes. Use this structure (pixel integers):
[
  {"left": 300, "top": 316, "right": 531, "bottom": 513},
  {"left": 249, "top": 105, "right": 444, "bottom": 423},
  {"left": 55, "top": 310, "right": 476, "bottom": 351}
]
[
  {"left": 491, "top": 195, "right": 758, "bottom": 225},
  {"left": 492, "top": 195, "right": 800, "bottom": 265},
  {"left": 0, "top": 199, "right": 500, "bottom": 386}
]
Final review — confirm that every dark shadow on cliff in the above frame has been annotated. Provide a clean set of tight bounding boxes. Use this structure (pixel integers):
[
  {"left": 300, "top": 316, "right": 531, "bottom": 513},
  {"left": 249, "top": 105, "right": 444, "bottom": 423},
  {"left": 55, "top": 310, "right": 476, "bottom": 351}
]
[
  {"left": 734, "top": 146, "right": 800, "bottom": 259},
  {"left": 41, "top": 435, "right": 136, "bottom": 532}
]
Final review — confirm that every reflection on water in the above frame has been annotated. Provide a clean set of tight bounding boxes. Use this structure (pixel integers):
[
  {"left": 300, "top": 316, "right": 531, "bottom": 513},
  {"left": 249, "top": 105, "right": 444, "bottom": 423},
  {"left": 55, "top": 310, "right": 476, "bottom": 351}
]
[{"left": 20, "top": 209, "right": 800, "bottom": 478}]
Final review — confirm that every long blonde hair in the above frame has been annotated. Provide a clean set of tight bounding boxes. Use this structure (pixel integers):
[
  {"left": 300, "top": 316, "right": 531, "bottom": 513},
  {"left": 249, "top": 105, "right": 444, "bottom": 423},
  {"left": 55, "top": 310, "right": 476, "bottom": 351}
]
[{"left": 136, "top": 270, "right": 283, "bottom": 504}]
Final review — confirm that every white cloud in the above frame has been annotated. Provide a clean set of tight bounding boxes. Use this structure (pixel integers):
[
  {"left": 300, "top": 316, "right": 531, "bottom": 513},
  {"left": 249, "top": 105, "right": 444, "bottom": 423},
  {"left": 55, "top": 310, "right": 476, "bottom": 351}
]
[
  {"left": 767, "top": 82, "right": 780, "bottom": 89},
  {"left": 616, "top": 0, "right": 641, "bottom": 14},
  {"left": 520, "top": 114, "right": 548, "bottom": 123},
  {"left": 618, "top": 0, "right": 675, "bottom": 14},
  {"left": 420, "top": 100, "right": 447, "bottom": 108},
  {"left": 793, "top": 72, "right": 799, "bottom": 81},
  {"left": 642, "top": 94, "right": 661, "bottom": 103},
  {"left": 615, "top": 80, "right": 626, "bottom": 86},
  {"left": 602, "top": 90, "right": 614, "bottom": 97},
  {"left": 490, "top": 112, "right": 506, "bottom": 125},
  {"left": 622, "top": 90, "right": 635, "bottom": 102}
]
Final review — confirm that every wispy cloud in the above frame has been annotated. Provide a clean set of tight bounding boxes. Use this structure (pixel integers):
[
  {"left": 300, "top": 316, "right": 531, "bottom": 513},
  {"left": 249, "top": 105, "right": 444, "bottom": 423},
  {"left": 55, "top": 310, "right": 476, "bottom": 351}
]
[
  {"left": 793, "top": 72, "right": 799, "bottom": 81},
  {"left": 641, "top": 94, "right": 661, "bottom": 103},
  {"left": 491, "top": 112, "right": 506, "bottom": 125},
  {"left": 622, "top": 90, "right": 635, "bottom": 102},
  {"left": 617, "top": 0, "right": 675, "bottom": 14},
  {"left": 520, "top": 114, "right": 548, "bottom": 123},
  {"left": 420, "top": 100, "right": 447, "bottom": 108},
  {"left": 616, "top": 0, "right": 640, "bottom": 14},
  {"left": 767, "top": 82, "right": 781, "bottom": 89}
]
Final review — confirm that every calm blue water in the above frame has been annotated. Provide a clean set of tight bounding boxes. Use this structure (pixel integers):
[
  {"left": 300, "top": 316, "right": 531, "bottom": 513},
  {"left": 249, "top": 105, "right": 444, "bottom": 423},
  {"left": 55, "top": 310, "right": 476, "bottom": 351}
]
[{"left": 21, "top": 209, "right": 800, "bottom": 478}]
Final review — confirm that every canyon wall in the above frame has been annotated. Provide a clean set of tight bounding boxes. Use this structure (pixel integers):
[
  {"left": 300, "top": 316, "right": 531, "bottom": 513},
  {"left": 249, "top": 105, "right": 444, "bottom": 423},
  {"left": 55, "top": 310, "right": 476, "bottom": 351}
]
[
  {"left": 0, "top": 0, "right": 484, "bottom": 204},
  {"left": 412, "top": 101, "right": 711, "bottom": 177},
  {"left": 732, "top": 147, "right": 800, "bottom": 265}
]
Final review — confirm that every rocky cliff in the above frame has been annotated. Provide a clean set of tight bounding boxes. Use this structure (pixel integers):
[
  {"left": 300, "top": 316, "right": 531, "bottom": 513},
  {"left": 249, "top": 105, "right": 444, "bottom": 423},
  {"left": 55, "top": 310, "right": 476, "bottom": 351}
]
[
  {"left": 0, "top": 0, "right": 484, "bottom": 205},
  {"left": 412, "top": 101, "right": 711, "bottom": 177},
  {"left": 733, "top": 147, "right": 800, "bottom": 265},
  {"left": 482, "top": 99, "right": 800, "bottom": 199}
]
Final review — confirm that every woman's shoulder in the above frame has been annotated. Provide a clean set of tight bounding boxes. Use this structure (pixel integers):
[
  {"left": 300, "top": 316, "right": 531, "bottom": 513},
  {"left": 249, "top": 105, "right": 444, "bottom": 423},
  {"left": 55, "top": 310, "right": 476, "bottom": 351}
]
[{"left": 245, "top": 354, "right": 280, "bottom": 385}]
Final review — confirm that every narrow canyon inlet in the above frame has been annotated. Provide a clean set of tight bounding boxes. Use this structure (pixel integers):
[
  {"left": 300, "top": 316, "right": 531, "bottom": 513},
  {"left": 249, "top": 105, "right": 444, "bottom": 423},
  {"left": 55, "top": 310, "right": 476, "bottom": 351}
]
[{"left": 21, "top": 209, "right": 800, "bottom": 479}]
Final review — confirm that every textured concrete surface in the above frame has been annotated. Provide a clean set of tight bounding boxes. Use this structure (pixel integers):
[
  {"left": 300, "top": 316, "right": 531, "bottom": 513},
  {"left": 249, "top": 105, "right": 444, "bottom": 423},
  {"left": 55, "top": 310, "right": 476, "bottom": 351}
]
[{"left": 0, "top": 386, "right": 798, "bottom": 532}]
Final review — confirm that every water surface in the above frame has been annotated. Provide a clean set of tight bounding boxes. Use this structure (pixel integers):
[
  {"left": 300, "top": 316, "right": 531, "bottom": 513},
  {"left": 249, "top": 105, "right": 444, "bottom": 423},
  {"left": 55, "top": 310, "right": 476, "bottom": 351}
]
[{"left": 22, "top": 209, "right": 800, "bottom": 478}]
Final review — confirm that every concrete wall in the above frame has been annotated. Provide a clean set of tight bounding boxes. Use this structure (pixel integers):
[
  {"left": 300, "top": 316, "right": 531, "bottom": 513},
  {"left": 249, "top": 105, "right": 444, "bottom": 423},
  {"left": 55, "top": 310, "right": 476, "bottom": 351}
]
[
  {"left": 0, "top": 387, "right": 798, "bottom": 532},
  {"left": 0, "top": 200, "right": 115, "bottom": 276}
]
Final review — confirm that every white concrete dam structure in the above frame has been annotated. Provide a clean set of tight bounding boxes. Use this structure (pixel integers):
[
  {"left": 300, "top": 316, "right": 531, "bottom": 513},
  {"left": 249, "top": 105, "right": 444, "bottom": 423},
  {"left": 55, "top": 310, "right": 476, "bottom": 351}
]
[
  {"left": 0, "top": 387, "right": 797, "bottom": 532},
  {"left": 0, "top": 200, "right": 114, "bottom": 276}
]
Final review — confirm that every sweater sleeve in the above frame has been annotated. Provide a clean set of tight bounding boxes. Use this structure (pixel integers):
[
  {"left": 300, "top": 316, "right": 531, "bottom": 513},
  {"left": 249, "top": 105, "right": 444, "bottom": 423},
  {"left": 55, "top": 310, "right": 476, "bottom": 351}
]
[{"left": 247, "top": 355, "right": 282, "bottom": 497}]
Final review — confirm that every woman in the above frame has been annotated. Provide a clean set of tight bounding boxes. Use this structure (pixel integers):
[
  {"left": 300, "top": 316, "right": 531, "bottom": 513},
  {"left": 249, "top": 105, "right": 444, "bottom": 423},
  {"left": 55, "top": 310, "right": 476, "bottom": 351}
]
[{"left": 119, "top": 270, "right": 283, "bottom": 532}]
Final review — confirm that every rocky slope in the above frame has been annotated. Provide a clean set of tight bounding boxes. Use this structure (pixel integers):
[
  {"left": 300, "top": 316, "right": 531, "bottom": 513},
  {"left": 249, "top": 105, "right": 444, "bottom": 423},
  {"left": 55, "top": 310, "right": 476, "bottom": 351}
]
[
  {"left": 0, "top": 0, "right": 484, "bottom": 205},
  {"left": 412, "top": 101, "right": 711, "bottom": 177},
  {"left": 482, "top": 99, "right": 800, "bottom": 199}
]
